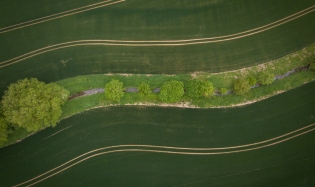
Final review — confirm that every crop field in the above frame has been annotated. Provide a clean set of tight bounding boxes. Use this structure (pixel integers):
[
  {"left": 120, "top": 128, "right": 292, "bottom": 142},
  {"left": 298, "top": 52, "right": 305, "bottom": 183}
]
[
  {"left": 1, "top": 0, "right": 315, "bottom": 93},
  {"left": 0, "top": 0, "right": 315, "bottom": 186},
  {"left": 1, "top": 82, "right": 315, "bottom": 186}
]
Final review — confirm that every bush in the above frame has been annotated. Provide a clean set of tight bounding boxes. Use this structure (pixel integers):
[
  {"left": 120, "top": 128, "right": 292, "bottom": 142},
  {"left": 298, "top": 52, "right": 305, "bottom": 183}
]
[
  {"left": 1, "top": 78, "right": 70, "bottom": 132},
  {"left": 258, "top": 72, "right": 275, "bottom": 85},
  {"left": 220, "top": 88, "right": 228, "bottom": 95},
  {"left": 105, "top": 79, "right": 124, "bottom": 102},
  {"left": 138, "top": 82, "right": 151, "bottom": 96},
  {"left": 186, "top": 80, "right": 214, "bottom": 98},
  {"left": 159, "top": 80, "right": 184, "bottom": 103},
  {"left": 247, "top": 76, "right": 257, "bottom": 87},
  {"left": 233, "top": 78, "right": 250, "bottom": 95},
  {"left": 310, "top": 62, "right": 315, "bottom": 71},
  {"left": 0, "top": 117, "right": 9, "bottom": 146}
]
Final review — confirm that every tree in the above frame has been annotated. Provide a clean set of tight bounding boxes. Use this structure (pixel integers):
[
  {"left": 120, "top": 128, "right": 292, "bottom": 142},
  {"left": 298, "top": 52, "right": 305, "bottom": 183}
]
[
  {"left": 159, "top": 80, "right": 184, "bottom": 103},
  {"left": 137, "top": 82, "right": 151, "bottom": 96},
  {"left": 186, "top": 80, "right": 214, "bottom": 98},
  {"left": 233, "top": 78, "right": 250, "bottom": 95},
  {"left": 105, "top": 79, "right": 124, "bottom": 102},
  {"left": 258, "top": 72, "right": 274, "bottom": 85},
  {"left": 247, "top": 76, "right": 257, "bottom": 87},
  {"left": 0, "top": 117, "right": 9, "bottom": 146},
  {"left": 1, "top": 78, "right": 70, "bottom": 132},
  {"left": 306, "top": 55, "right": 315, "bottom": 70},
  {"left": 220, "top": 88, "right": 228, "bottom": 95}
]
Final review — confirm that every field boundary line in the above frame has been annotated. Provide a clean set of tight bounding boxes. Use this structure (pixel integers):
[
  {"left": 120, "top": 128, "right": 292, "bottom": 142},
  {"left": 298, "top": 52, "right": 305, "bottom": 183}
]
[
  {"left": 0, "top": 0, "right": 125, "bottom": 34},
  {"left": 1, "top": 4, "right": 315, "bottom": 68},
  {"left": 13, "top": 124, "right": 315, "bottom": 187}
]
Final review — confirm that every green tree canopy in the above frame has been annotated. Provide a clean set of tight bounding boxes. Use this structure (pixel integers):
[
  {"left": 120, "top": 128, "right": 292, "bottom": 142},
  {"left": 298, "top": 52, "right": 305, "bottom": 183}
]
[
  {"left": 247, "top": 76, "right": 257, "bottom": 87},
  {"left": 233, "top": 78, "right": 250, "bottom": 95},
  {"left": 306, "top": 55, "right": 315, "bottom": 70},
  {"left": 159, "top": 80, "right": 184, "bottom": 103},
  {"left": 105, "top": 79, "right": 124, "bottom": 102},
  {"left": 186, "top": 80, "right": 214, "bottom": 98},
  {"left": 0, "top": 117, "right": 9, "bottom": 146},
  {"left": 1, "top": 78, "right": 70, "bottom": 132},
  {"left": 220, "top": 88, "right": 228, "bottom": 95},
  {"left": 137, "top": 82, "right": 151, "bottom": 96},
  {"left": 258, "top": 72, "right": 274, "bottom": 85}
]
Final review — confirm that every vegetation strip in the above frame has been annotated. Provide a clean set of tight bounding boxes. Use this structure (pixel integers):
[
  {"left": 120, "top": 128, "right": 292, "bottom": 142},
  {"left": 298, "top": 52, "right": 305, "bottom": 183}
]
[
  {"left": 68, "top": 64, "right": 311, "bottom": 100},
  {"left": 13, "top": 123, "right": 315, "bottom": 187},
  {"left": 0, "top": 0, "right": 125, "bottom": 34},
  {"left": 1, "top": 43, "right": 313, "bottom": 147},
  {"left": 1, "top": 4, "right": 315, "bottom": 68},
  {"left": 58, "top": 44, "right": 315, "bottom": 118}
]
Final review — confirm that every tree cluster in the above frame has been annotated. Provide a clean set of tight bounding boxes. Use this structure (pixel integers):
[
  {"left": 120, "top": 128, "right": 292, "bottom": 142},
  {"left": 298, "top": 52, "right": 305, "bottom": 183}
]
[
  {"left": 233, "top": 72, "right": 276, "bottom": 95},
  {"left": 1, "top": 78, "right": 70, "bottom": 132}
]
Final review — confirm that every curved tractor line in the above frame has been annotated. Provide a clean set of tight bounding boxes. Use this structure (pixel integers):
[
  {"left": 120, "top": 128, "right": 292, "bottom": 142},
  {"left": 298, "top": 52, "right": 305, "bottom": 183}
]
[
  {"left": 0, "top": 0, "right": 125, "bottom": 34},
  {"left": 1, "top": 4, "right": 315, "bottom": 69},
  {"left": 14, "top": 124, "right": 315, "bottom": 187}
]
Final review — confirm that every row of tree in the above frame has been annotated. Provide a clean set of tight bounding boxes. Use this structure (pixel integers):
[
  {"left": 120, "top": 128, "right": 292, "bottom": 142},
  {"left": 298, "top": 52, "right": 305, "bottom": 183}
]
[
  {"left": 104, "top": 72, "right": 277, "bottom": 103},
  {"left": 104, "top": 79, "right": 215, "bottom": 103},
  {"left": 233, "top": 72, "right": 275, "bottom": 95}
]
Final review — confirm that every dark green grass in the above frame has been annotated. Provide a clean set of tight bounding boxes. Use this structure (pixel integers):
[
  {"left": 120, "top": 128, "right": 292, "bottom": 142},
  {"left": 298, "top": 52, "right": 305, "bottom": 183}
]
[
  {"left": 1, "top": 81, "right": 315, "bottom": 186},
  {"left": 1, "top": 0, "right": 315, "bottom": 94},
  {"left": 0, "top": 0, "right": 102, "bottom": 28}
]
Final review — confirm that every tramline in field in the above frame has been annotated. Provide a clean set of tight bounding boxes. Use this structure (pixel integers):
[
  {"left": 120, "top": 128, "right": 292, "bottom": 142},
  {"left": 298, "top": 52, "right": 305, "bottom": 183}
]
[{"left": 0, "top": 0, "right": 315, "bottom": 186}]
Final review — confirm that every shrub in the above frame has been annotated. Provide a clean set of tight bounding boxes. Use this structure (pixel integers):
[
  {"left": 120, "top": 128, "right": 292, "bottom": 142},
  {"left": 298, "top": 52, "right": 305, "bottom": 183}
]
[
  {"left": 1, "top": 78, "right": 70, "bottom": 132},
  {"left": 310, "top": 62, "right": 315, "bottom": 71},
  {"left": 258, "top": 72, "right": 275, "bottom": 85},
  {"left": 138, "top": 82, "right": 151, "bottom": 96},
  {"left": 159, "top": 80, "right": 184, "bottom": 103},
  {"left": 247, "top": 76, "right": 257, "bottom": 86},
  {"left": 186, "top": 80, "right": 214, "bottom": 98},
  {"left": 220, "top": 88, "right": 228, "bottom": 95},
  {"left": 233, "top": 78, "right": 250, "bottom": 95},
  {"left": 105, "top": 79, "right": 124, "bottom": 102}
]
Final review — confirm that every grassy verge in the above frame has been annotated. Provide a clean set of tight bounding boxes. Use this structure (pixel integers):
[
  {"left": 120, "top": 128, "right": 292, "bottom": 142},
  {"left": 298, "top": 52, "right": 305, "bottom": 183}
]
[{"left": 60, "top": 70, "right": 315, "bottom": 119}]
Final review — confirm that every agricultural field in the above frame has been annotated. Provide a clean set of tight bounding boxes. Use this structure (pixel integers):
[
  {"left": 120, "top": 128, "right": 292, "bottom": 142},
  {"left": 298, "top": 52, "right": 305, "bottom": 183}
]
[{"left": 0, "top": 0, "right": 315, "bottom": 186}]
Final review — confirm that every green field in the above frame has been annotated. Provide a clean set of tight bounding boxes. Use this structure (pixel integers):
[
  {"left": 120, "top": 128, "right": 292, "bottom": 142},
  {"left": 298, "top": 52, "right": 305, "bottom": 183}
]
[
  {"left": 1, "top": 0, "right": 315, "bottom": 94},
  {"left": 1, "top": 0, "right": 315, "bottom": 186},
  {"left": 1, "top": 82, "right": 315, "bottom": 186}
]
